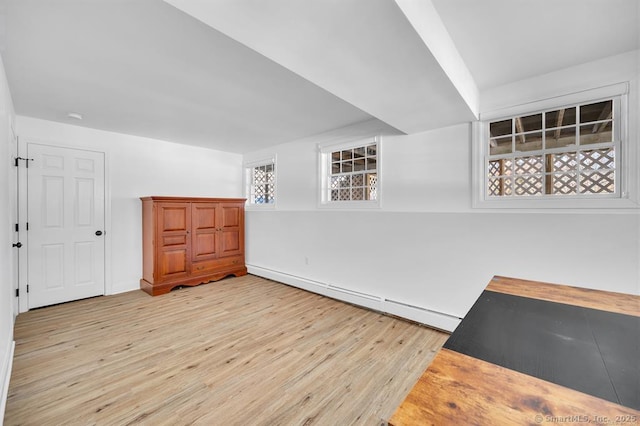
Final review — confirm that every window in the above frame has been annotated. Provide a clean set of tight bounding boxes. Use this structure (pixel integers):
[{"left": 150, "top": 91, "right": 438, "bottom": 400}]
[
  {"left": 473, "top": 84, "right": 632, "bottom": 208},
  {"left": 319, "top": 137, "right": 379, "bottom": 207},
  {"left": 246, "top": 159, "right": 276, "bottom": 205},
  {"left": 487, "top": 99, "right": 617, "bottom": 198}
]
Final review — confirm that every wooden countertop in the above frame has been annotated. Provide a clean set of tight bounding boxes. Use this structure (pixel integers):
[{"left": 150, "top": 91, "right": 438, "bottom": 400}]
[{"left": 389, "top": 276, "right": 640, "bottom": 426}]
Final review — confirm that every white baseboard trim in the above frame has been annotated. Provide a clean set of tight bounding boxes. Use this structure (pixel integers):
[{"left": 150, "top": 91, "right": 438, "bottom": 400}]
[
  {"left": 383, "top": 299, "right": 461, "bottom": 332},
  {"left": 247, "top": 265, "right": 461, "bottom": 332},
  {"left": 109, "top": 280, "right": 140, "bottom": 295},
  {"left": 1, "top": 340, "right": 15, "bottom": 426}
]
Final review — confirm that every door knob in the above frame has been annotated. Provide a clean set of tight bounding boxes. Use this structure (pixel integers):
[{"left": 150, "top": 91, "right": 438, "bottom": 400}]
[
  {"left": 12, "top": 242, "right": 22, "bottom": 248},
  {"left": 95, "top": 230, "right": 103, "bottom": 236}
]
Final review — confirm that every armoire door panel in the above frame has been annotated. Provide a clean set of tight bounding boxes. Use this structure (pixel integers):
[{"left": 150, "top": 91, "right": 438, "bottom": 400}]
[
  {"left": 163, "top": 235, "right": 187, "bottom": 247},
  {"left": 193, "top": 204, "right": 217, "bottom": 230},
  {"left": 192, "top": 203, "right": 219, "bottom": 260},
  {"left": 219, "top": 230, "right": 242, "bottom": 257},
  {"left": 193, "top": 232, "right": 217, "bottom": 259},
  {"left": 220, "top": 206, "right": 240, "bottom": 228},
  {"left": 160, "top": 204, "right": 189, "bottom": 233},
  {"left": 159, "top": 249, "right": 188, "bottom": 278}
]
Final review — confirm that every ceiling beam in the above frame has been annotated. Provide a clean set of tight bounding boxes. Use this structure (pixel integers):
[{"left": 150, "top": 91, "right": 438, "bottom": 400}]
[
  {"left": 394, "top": 0, "right": 479, "bottom": 119},
  {"left": 164, "top": 0, "right": 478, "bottom": 135}
]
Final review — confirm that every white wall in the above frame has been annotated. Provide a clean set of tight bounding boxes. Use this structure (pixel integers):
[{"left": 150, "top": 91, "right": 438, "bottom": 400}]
[
  {"left": 16, "top": 117, "right": 243, "bottom": 298},
  {"left": 0, "top": 53, "right": 16, "bottom": 422},
  {"left": 244, "top": 51, "right": 640, "bottom": 332}
]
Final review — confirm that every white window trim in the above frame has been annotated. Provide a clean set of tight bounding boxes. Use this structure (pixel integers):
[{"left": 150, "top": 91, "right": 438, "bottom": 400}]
[
  {"left": 472, "top": 82, "right": 638, "bottom": 209},
  {"left": 244, "top": 155, "right": 277, "bottom": 209},
  {"left": 317, "top": 136, "right": 382, "bottom": 209}
]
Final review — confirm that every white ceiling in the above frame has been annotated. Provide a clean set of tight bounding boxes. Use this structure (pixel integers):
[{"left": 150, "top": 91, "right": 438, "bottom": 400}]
[
  {"left": 431, "top": 0, "right": 640, "bottom": 90},
  {"left": 2, "top": 0, "right": 638, "bottom": 153}
]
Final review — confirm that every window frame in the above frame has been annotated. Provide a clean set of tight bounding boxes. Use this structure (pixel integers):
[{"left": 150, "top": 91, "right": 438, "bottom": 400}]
[
  {"left": 472, "top": 83, "right": 635, "bottom": 209},
  {"left": 318, "top": 136, "right": 381, "bottom": 209},
  {"left": 244, "top": 156, "right": 277, "bottom": 209}
]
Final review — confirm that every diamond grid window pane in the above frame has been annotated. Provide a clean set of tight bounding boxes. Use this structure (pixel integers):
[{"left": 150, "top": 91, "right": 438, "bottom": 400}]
[
  {"left": 368, "top": 174, "right": 378, "bottom": 200},
  {"left": 550, "top": 152, "right": 578, "bottom": 172},
  {"left": 486, "top": 97, "right": 618, "bottom": 199},
  {"left": 580, "top": 171, "right": 615, "bottom": 194},
  {"left": 488, "top": 159, "right": 514, "bottom": 177},
  {"left": 330, "top": 176, "right": 342, "bottom": 189},
  {"left": 580, "top": 148, "right": 615, "bottom": 171},
  {"left": 514, "top": 175, "right": 543, "bottom": 196},
  {"left": 502, "top": 159, "right": 513, "bottom": 175},
  {"left": 488, "top": 161, "right": 501, "bottom": 177},
  {"left": 550, "top": 173, "right": 577, "bottom": 195},
  {"left": 514, "top": 156, "right": 543, "bottom": 174},
  {"left": 488, "top": 177, "right": 513, "bottom": 196},
  {"left": 488, "top": 178, "right": 501, "bottom": 196},
  {"left": 503, "top": 178, "right": 513, "bottom": 195},
  {"left": 328, "top": 143, "right": 377, "bottom": 202},
  {"left": 352, "top": 188, "right": 364, "bottom": 200},
  {"left": 251, "top": 163, "right": 276, "bottom": 204}
]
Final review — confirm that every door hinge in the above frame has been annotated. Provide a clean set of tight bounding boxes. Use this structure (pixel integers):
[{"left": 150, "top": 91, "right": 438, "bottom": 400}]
[
  {"left": 15, "top": 223, "right": 18, "bottom": 232},
  {"left": 15, "top": 288, "right": 19, "bottom": 297},
  {"left": 14, "top": 156, "right": 33, "bottom": 167},
  {"left": 26, "top": 284, "right": 29, "bottom": 293},
  {"left": 26, "top": 222, "right": 29, "bottom": 231}
]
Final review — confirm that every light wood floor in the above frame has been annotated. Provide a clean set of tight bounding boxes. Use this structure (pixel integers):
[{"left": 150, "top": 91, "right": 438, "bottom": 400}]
[{"left": 4, "top": 275, "right": 447, "bottom": 426}]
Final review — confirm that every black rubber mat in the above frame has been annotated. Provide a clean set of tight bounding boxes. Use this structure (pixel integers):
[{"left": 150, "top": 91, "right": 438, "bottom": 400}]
[{"left": 444, "top": 290, "right": 640, "bottom": 409}]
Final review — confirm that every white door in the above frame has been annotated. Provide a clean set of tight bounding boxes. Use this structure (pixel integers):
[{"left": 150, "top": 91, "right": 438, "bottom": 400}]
[{"left": 27, "top": 143, "right": 105, "bottom": 308}]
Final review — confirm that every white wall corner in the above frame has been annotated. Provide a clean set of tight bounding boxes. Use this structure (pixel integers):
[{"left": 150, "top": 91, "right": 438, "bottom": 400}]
[
  {"left": 470, "top": 120, "right": 484, "bottom": 209},
  {"left": 394, "top": 0, "right": 479, "bottom": 119}
]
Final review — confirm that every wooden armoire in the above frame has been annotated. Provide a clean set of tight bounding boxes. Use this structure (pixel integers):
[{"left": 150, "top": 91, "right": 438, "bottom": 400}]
[{"left": 140, "top": 196, "right": 247, "bottom": 296}]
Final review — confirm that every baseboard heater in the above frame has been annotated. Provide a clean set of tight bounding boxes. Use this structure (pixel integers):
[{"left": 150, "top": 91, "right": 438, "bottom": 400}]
[
  {"left": 247, "top": 265, "right": 461, "bottom": 332},
  {"left": 383, "top": 299, "right": 461, "bottom": 332},
  {"left": 384, "top": 298, "right": 458, "bottom": 317},
  {"left": 326, "top": 284, "right": 381, "bottom": 301}
]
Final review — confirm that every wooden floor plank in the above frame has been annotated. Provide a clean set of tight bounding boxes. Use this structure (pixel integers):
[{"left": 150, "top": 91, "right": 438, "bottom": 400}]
[
  {"left": 488, "top": 275, "right": 640, "bottom": 317},
  {"left": 390, "top": 348, "right": 640, "bottom": 426},
  {"left": 4, "top": 275, "right": 447, "bottom": 425}
]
